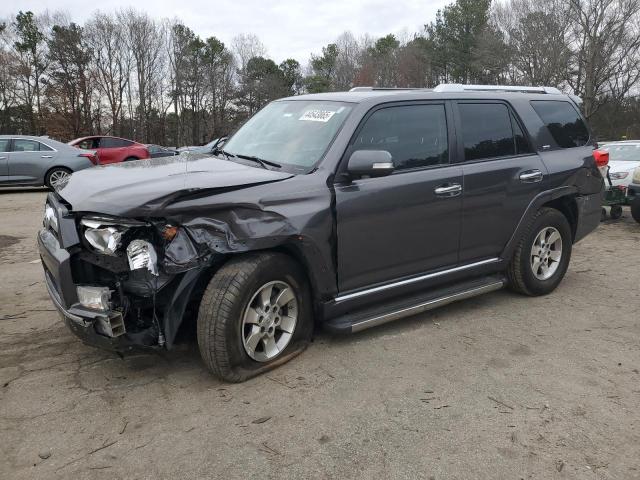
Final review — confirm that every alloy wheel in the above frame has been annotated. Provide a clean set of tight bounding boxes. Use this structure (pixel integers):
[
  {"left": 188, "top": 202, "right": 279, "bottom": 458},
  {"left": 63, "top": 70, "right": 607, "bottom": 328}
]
[
  {"left": 49, "top": 170, "right": 71, "bottom": 191},
  {"left": 530, "top": 226, "right": 562, "bottom": 280},
  {"left": 241, "top": 281, "right": 298, "bottom": 362}
]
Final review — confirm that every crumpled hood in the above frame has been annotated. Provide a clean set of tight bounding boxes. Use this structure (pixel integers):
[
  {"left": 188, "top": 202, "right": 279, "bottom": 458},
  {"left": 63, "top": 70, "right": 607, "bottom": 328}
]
[{"left": 58, "top": 153, "right": 294, "bottom": 216}]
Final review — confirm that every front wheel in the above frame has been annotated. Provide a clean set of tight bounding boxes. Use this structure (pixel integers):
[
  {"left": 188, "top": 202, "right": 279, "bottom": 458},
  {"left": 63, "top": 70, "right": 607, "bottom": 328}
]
[
  {"left": 507, "top": 208, "right": 572, "bottom": 296},
  {"left": 197, "top": 252, "right": 313, "bottom": 382}
]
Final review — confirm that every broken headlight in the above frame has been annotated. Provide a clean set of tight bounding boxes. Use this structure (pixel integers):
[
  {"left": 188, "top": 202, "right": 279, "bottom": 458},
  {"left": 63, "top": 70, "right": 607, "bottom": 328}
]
[
  {"left": 127, "top": 239, "right": 158, "bottom": 276},
  {"left": 80, "top": 216, "right": 147, "bottom": 255},
  {"left": 81, "top": 218, "right": 127, "bottom": 255}
]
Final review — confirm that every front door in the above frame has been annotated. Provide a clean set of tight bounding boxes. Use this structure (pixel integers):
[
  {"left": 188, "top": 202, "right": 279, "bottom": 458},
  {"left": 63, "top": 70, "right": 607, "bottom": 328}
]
[
  {"left": 453, "top": 101, "right": 547, "bottom": 262},
  {"left": 335, "top": 102, "right": 462, "bottom": 293},
  {"left": 8, "top": 139, "right": 58, "bottom": 183}
]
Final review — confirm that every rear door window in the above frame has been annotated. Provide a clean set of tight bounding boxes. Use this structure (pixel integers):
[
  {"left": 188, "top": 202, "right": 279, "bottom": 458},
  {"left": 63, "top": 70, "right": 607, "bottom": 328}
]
[
  {"left": 458, "top": 103, "right": 532, "bottom": 161},
  {"left": 351, "top": 104, "right": 449, "bottom": 170},
  {"left": 100, "top": 138, "right": 133, "bottom": 148},
  {"left": 12, "top": 139, "right": 40, "bottom": 152},
  {"left": 530, "top": 100, "right": 589, "bottom": 148},
  {"left": 0, "top": 139, "right": 9, "bottom": 152},
  {"left": 75, "top": 138, "right": 97, "bottom": 149}
]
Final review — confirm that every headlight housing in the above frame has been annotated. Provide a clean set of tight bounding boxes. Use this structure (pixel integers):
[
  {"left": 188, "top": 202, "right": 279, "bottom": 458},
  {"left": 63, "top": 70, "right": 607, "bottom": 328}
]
[
  {"left": 81, "top": 218, "right": 128, "bottom": 255},
  {"left": 79, "top": 216, "right": 147, "bottom": 255}
]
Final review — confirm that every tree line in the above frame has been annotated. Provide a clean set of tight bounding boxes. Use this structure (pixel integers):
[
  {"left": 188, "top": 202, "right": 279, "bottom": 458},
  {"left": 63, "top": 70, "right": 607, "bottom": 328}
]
[{"left": 1, "top": 0, "right": 640, "bottom": 146}]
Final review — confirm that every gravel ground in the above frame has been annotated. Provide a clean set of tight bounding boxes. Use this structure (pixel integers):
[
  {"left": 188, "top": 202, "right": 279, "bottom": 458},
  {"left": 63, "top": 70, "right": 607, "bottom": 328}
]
[{"left": 1, "top": 189, "right": 639, "bottom": 480}]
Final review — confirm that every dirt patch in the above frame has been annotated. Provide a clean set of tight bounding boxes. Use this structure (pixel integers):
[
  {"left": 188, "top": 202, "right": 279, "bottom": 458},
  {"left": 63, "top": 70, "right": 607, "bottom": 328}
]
[
  {"left": 0, "top": 235, "right": 22, "bottom": 251},
  {"left": 1, "top": 192, "right": 639, "bottom": 480}
]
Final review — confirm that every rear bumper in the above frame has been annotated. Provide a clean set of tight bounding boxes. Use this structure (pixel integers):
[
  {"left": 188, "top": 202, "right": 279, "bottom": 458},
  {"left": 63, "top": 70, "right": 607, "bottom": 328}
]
[
  {"left": 38, "top": 228, "right": 157, "bottom": 353},
  {"left": 575, "top": 192, "right": 604, "bottom": 243}
]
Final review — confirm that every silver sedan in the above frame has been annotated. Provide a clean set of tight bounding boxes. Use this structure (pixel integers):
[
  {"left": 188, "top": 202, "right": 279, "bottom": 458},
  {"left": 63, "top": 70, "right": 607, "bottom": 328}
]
[{"left": 0, "top": 135, "right": 98, "bottom": 190}]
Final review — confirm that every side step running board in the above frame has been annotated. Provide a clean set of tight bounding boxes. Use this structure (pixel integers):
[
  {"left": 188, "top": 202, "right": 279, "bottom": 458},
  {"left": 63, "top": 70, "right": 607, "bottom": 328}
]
[{"left": 325, "top": 276, "right": 505, "bottom": 334}]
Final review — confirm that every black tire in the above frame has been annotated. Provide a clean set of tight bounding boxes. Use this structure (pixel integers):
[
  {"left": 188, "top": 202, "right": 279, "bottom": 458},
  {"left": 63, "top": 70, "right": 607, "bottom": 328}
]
[
  {"left": 197, "top": 252, "right": 313, "bottom": 382},
  {"left": 507, "top": 207, "right": 572, "bottom": 296},
  {"left": 45, "top": 167, "right": 72, "bottom": 190},
  {"left": 631, "top": 197, "right": 640, "bottom": 224},
  {"left": 610, "top": 205, "right": 623, "bottom": 220},
  {"left": 601, "top": 207, "right": 607, "bottom": 222},
  {"left": 124, "top": 156, "right": 139, "bottom": 162}
]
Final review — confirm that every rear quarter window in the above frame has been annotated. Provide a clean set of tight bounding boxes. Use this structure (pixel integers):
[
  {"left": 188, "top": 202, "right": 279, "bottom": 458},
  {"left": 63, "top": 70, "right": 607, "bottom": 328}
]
[{"left": 531, "top": 100, "right": 589, "bottom": 148}]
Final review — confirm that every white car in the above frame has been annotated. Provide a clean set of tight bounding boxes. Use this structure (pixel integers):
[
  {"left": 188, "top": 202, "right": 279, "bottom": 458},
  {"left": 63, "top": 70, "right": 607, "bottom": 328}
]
[{"left": 600, "top": 141, "right": 640, "bottom": 187}]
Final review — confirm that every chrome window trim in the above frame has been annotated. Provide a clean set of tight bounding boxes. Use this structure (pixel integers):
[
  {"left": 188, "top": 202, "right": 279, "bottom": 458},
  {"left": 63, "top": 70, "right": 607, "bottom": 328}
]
[{"left": 334, "top": 258, "right": 501, "bottom": 303}]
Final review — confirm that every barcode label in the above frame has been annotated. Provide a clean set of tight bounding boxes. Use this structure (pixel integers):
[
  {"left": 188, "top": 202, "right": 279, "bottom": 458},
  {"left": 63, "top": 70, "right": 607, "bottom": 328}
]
[{"left": 299, "top": 110, "right": 336, "bottom": 122}]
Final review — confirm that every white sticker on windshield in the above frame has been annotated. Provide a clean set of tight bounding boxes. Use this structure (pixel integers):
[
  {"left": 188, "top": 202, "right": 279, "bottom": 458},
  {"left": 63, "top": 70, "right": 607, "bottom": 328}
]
[{"left": 299, "top": 109, "right": 336, "bottom": 122}]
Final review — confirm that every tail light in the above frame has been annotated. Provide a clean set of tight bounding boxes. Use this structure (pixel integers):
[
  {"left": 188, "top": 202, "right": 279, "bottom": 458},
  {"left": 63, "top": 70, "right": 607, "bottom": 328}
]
[
  {"left": 79, "top": 152, "right": 99, "bottom": 165},
  {"left": 593, "top": 149, "right": 609, "bottom": 168}
]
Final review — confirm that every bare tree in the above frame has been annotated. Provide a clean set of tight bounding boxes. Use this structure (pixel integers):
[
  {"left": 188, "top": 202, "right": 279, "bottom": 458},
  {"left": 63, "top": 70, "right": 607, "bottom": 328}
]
[
  {"left": 232, "top": 33, "right": 266, "bottom": 73},
  {"left": 120, "top": 9, "right": 166, "bottom": 141},
  {"left": 86, "top": 13, "right": 132, "bottom": 136},
  {"left": 568, "top": 0, "right": 640, "bottom": 118}
]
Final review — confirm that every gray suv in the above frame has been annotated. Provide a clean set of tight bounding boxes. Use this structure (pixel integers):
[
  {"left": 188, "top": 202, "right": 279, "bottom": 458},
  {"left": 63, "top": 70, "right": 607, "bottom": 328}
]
[
  {"left": 38, "top": 84, "right": 603, "bottom": 382},
  {"left": 0, "top": 135, "right": 97, "bottom": 190}
]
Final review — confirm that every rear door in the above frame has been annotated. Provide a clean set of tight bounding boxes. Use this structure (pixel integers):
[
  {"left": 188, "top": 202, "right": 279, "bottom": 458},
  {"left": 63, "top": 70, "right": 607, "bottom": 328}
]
[
  {"left": 0, "top": 139, "right": 9, "bottom": 182},
  {"left": 98, "top": 137, "right": 134, "bottom": 163},
  {"left": 454, "top": 101, "right": 547, "bottom": 262},
  {"left": 8, "top": 139, "right": 59, "bottom": 183},
  {"left": 335, "top": 102, "right": 463, "bottom": 292}
]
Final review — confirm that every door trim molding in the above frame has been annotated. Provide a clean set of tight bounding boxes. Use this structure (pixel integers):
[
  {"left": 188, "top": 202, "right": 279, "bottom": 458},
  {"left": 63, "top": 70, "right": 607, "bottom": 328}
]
[{"left": 334, "top": 257, "right": 501, "bottom": 303}]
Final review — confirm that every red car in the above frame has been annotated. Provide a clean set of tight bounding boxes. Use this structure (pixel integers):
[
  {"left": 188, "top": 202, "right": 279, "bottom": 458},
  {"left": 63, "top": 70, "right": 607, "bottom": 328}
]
[{"left": 69, "top": 136, "right": 150, "bottom": 164}]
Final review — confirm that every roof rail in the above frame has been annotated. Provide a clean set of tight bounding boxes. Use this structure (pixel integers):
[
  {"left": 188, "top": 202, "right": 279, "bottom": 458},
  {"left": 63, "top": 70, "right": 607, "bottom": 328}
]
[
  {"left": 433, "top": 84, "right": 563, "bottom": 95},
  {"left": 349, "top": 86, "right": 432, "bottom": 92}
]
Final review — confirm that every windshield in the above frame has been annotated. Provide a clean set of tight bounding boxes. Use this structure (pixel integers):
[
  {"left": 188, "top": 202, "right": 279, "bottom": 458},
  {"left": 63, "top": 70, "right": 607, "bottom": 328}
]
[
  {"left": 223, "top": 100, "right": 353, "bottom": 172},
  {"left": 603, "top": 144, "right": 640, "bottom": 161}
]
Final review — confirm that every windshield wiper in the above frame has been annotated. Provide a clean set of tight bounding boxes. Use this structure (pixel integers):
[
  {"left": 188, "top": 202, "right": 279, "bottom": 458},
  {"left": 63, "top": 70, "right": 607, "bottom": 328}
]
[{"left": 229, "top": 152, "right": 282, "bottom": 169}]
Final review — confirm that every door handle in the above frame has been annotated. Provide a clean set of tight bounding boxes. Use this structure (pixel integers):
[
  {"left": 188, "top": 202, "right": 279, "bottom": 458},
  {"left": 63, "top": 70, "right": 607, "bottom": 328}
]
[
  {"left": 519, "top": 169, "right": 543, "bottom": 183},
  {"left": 0, "top": 156, "right": 6, "bottom": 160},
  {"left": 41, "top": 155, "right": 53, "bottom": 159},
  {"left": 434, "top": 183, "right": 462, "bottom": 197}
]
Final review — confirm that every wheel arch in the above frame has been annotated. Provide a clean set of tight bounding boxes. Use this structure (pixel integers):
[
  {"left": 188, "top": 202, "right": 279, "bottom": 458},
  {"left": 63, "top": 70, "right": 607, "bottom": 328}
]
[
  {"left": 541, "top": 195, "right": 579, "bottom": 241},
  {"left": 501, "top": 187, "right": 579, "bottom": 261}
]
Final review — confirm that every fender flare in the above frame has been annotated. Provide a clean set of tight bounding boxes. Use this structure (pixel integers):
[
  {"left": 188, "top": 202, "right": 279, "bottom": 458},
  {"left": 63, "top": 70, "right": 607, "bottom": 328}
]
[{"left": 500, "top": 186, "right": 578, "bottom": 261}]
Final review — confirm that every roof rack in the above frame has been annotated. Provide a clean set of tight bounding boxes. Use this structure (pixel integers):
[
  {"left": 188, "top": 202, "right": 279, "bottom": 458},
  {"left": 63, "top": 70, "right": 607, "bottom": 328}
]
[
  {"left": 348, "top": 84, "right": 582, "bottom": 105},
  {"left": 433, "top": 83, "right": 563, "bottom": 95},
  {"left": 349, "top": 87, "right": 432, "bottom": 92}
]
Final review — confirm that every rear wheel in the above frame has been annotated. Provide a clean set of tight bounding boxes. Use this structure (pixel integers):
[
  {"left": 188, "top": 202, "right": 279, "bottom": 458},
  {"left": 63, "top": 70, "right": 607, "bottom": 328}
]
[
  {"left": 631, "top": 197, "right": 640, "bottom": 224},
  {"left": 507, "top": 208, "right": 572, "bottom": 296},
  {"left": 197, "top": 252, "right": 313, "bottom": 382},
  {"left": 45, "top": 167, "right": 72, "bottom": 191},
  {"left": 123, "top": 156, "right": 139, "bottom": 162}
]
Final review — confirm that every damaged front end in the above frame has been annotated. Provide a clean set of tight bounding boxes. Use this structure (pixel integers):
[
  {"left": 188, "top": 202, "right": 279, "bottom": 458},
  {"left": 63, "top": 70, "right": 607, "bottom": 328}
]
[{"left": 38, "top": 193, "right": 221, "bottom": 353}]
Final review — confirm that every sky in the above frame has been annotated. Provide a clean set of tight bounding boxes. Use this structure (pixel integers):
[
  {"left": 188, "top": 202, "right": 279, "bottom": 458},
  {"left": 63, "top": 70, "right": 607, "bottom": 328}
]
[{"left": 1, "top": 0, "right": 449, "bottom": 63}]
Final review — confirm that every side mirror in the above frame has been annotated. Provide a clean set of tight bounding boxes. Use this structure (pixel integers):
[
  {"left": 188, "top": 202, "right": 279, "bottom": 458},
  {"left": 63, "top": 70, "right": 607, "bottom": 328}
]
[{"left": 347, "top": 150, "right": 394, "bottom": 178}]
